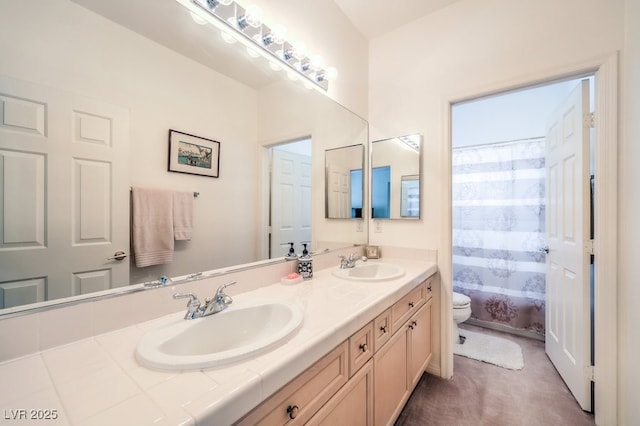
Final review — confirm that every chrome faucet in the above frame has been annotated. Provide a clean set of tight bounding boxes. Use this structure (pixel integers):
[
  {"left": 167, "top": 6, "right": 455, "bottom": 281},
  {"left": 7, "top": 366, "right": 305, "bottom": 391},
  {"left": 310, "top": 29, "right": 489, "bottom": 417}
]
[
  {"left": 173, "top": 281, "right": 237, "bottom": 320},
  {"left": 338, "top": 253, "right": 368, "bottom": 269}
]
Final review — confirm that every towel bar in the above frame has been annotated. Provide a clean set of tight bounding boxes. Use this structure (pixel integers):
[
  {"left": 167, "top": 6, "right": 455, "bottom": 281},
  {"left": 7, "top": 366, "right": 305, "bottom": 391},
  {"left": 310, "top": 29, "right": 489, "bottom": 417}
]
[{"left": 130, "top": 188, "right": 199, "bottom": 198}]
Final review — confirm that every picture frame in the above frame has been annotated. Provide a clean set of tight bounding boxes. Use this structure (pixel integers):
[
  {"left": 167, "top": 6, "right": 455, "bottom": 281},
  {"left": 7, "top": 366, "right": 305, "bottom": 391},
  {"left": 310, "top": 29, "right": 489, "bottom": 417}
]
[
  {"left": 365, "top": 245, "right": 381, "bottom": 259},
  {"left": 400, "top": 174, "right": 420, "bottom": 217},
  {"left": 168, "top": 129, "right": 220, "bottom": 178}
]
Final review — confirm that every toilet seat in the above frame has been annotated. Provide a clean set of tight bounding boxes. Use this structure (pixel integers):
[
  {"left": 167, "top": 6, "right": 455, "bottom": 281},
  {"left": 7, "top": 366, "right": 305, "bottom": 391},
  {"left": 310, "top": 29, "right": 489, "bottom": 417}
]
[{"left": 453, "top": 292, "right": 471, "bottom": 309}]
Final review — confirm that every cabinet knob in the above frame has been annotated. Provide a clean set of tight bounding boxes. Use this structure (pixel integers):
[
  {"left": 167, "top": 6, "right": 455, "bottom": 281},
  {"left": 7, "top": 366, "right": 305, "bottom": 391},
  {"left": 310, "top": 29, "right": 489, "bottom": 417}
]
[
  {"left": 427, "top": 284, "right": 432, "bottom": 291},
  {"left": 412, "top": 320, "right": 418, "bottom": 327},
  {"left": 409, "top": 324, "right": 414, "bottom": 330},
  {"left": 286, "top": 405, "right": 299, "bottom": 419},
  {"left": 408, "top": 302, "right": 414, "bottom": 308},
  {"left": 359, "top": 343, "right": 368, "bottom": 353},
  {"left": 379, "top": 325, "right": 387, "bottom": 334}
]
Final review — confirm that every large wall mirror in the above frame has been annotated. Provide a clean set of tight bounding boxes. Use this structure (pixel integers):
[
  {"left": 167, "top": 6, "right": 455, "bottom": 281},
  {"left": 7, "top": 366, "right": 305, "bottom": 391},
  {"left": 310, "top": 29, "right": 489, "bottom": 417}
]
[
  {"left": 0, "top": 0, "right": 368, "bottom": 314},
  {"left": 325, "top": 144, "right": 365, "bottom": 219},
  {"left": 371, "top": 134, "right": 422, "bottom": 219}
]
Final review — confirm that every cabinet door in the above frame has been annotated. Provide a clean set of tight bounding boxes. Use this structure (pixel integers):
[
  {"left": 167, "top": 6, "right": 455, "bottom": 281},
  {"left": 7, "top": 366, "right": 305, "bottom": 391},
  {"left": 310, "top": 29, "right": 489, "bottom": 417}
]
[
  {"left": 308, "top": 359, "right": 373, "bottom": 426},
  {"left": 373, "top": 326, "right": 408, "bottom": 426},
  {"left": 408, "top": 299, "right": 433, "bottom": 387}
]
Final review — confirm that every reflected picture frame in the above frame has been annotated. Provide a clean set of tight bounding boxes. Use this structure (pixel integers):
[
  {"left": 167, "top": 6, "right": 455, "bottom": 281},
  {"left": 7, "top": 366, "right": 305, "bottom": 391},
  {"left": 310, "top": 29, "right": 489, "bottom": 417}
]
[{"left": 168, "top": 129, "right": 220, "bottom": 178}]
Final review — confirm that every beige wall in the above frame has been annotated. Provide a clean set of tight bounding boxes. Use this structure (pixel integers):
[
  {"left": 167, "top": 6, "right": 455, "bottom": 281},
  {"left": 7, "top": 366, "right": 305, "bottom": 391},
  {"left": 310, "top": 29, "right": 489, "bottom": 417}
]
[
  {"left": 368, "top": 0, "right": 623, "bottom": 250},
  {"left": 369, "top": 0, "right": 632, "bottom": 422},
  {"left": 619, "top": 0, "right": 640, "bottom": 423}
]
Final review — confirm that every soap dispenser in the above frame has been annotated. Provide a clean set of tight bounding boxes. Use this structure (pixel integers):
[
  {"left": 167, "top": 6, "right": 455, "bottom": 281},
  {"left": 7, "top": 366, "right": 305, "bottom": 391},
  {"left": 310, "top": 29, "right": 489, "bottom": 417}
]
[
  {"left": 298, "top": 243, "right": 313, "bottom": 280},
  {"left": 285, "top": 242, "right": 298, "bottom": 261}
]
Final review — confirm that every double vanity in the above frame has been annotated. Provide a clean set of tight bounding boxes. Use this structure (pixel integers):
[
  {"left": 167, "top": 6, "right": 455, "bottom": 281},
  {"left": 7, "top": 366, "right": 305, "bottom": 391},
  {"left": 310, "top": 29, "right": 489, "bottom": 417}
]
[{"left": 0, "top": 252, "right": 437, "bottom": 425}]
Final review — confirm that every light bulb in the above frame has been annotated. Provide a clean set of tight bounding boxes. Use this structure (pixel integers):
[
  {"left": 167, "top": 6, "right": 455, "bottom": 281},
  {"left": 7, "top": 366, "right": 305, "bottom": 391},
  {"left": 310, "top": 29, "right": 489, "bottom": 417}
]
[
  {"left": 292, "top": 42, "right": 307, "bottom": 60},
  {"left": 244, "top": 4, "right": 262, "bottom": 28},
  {"left": 269, "top": 61, "right": 282, "bottom": 71},
  {"left": 246, "top": 46, "right": 260, "bottom": 58},
  {"left": 220, "top": 30, "right": 237, "bottom": 44},
  {"left": 311, "top": 55, "right": 324, "bottom": 70},
  {"left": 205, "top": 0, "right": 231, "bottom": 10},
  {"left": 271, "top": 25, "right": 287, "bottom": 44},
  {"left": 190, "top": 12, "right": 208, "bottom": 25},
  {"left": 326, "top": 67, "right": 338, "bottom": 81}
]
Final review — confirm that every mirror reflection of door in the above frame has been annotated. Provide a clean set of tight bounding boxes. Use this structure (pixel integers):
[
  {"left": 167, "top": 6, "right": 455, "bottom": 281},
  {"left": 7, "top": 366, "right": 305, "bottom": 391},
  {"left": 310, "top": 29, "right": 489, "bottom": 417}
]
[
  {"left": 372, "top": 166, "right": 391, "bottom": 218},
  {"left": 269, "top": 139, "right": 312, "bottom": 258},
  {"left": 324, "top": 144, "right": 365, "bottom": 219},
  {"left": 0, "top": 76, "right": 130, "bottom": 309},
  {"left": 350, "top": 169, "right": 363, "bottom": 218}
]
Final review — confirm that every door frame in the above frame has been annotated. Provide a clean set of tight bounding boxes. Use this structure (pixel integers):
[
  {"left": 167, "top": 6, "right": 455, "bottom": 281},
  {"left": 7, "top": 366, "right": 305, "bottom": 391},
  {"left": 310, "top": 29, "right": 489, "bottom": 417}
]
[{"left": 441, "top": 52, "right": 618, "bottom": 425}]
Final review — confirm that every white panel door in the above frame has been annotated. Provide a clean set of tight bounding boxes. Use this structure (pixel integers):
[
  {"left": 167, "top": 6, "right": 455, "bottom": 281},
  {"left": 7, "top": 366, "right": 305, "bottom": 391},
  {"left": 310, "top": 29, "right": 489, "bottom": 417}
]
[
  {"left": 327, "top": 164, "right": 351, "bottom": 218},
  {"left": 270, "top": 149, "right": 312, "bottom": 258},
  {"left": 0, "top": 76, "right": 129, "bottom": 308},
  {"left": 545, "top": 79, "right": 591, "bottom": 410}
]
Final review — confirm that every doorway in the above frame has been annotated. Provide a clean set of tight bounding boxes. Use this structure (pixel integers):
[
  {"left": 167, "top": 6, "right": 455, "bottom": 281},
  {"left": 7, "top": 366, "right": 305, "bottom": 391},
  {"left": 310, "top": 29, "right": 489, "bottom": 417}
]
[
  {"left": 451, "top": 75, "right": 595, "bottom": 411},
  {"left": 267, "top": 138, "right": 312, "bottom": 259}
]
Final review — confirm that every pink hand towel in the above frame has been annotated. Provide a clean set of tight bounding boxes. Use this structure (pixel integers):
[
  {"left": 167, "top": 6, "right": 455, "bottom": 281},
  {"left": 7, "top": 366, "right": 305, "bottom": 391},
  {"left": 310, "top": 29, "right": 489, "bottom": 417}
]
[
  {"left": 132, "top": 187, "right": 174, "bottom": 268},
  {"left": 173, "top": 191, "right": 193, "bottom": 241}
]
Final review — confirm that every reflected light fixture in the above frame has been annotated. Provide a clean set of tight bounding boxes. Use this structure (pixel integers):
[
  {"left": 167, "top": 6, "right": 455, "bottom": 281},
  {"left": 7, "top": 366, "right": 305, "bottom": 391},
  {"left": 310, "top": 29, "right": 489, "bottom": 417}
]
[
  {"left": 185, "top": 0, "right": 336, "bottom": 91},
  {"left": 399, "top": 135, "right": 421, "bottom": 152}
]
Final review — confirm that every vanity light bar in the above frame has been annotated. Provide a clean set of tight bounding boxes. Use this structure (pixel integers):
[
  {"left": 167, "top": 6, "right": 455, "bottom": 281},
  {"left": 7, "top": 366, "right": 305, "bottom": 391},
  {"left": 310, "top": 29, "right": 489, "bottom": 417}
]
[{"left": 189, "top": 0, "right": 334, "bottom": 91}]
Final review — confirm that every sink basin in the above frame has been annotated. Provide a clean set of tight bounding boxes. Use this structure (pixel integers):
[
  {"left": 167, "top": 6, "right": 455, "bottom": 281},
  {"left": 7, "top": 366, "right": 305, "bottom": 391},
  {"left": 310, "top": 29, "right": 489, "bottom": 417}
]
[
  {"left": 331, "top": 262, "right": 405, "bottom": 282},
  {"left": 136, "top": 299, "right": 303, "bottom": 371}
]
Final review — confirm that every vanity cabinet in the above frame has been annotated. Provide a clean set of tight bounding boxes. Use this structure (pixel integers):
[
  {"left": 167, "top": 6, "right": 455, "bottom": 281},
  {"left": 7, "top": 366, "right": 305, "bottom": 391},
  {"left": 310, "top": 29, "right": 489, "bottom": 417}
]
[
  {"left": 374, "top": 278, "right": 433, "bottom": 426},
  {"left": 236, "top": 275, "right": 434, "bottom": 426},
  {"left": 236, "top": 342, "right": 349, "bottom": 425},
  {"left": 373, "top": 319, "right": 409, "bottom": 424},
  {"left": 408, "top": 299, "right": 433, "bottom": 388}
]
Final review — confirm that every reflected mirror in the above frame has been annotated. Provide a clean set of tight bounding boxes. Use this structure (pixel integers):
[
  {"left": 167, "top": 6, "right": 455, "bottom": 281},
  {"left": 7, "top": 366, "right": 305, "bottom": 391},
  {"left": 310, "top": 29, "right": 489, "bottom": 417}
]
[
  {"left": 325, "top": 145, "right": 365, "bottom": 219},
  {"left": 371, "top": 134, "right": 422, "bottom": 219},
  {"left": 0, "top": 0, "right": 368, "bottom": 314}
]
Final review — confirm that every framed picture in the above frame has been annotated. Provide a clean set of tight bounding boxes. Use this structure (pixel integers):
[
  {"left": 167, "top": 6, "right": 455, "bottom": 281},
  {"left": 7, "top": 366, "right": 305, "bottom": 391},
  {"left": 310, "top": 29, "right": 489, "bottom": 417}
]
[
  {"left": 400, "top": 175, "right": 420, "bottom": 217},
  {"left": 168, "top": 129, "right": 220, "bottom": 178},
  {"left": 365, "top": 245, "right": 380, "bottom": 259}
]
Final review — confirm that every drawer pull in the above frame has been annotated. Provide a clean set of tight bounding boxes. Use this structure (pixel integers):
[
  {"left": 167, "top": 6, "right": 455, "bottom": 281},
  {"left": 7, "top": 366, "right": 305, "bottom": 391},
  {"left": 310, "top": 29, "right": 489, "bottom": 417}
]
[
  {"left": 427, "top": 284, "right": 432, "bottom": 291},
  {"left": 408, "top": 302, "right": 414, "bottom": 308},
  {"left": 408, "top": 323, "right": 415, "bottom": 330},
  {"left": 379, "top": 325, "right": 387, "bottom": 334},
  {"left": 359, "top": 343, "right": 368, "bottom": 353},
  {"left": 412, "top": 320, "right": 418, "bottom": 327},
  {"left": 286, "top": 405, "right": 300, "bottom": 419}
]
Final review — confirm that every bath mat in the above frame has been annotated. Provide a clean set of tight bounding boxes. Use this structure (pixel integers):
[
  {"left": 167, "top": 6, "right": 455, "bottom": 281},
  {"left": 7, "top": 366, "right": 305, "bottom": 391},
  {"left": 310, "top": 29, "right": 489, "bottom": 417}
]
[{"left": 454, "top": 329, "right": 524, "bottom": 370}]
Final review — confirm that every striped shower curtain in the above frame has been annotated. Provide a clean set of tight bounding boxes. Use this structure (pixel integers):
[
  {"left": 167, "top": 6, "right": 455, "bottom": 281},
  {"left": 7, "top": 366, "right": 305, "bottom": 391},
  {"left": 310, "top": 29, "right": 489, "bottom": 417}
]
[{"left": 452, "top": 138, "right": 546, "bottom": 337}]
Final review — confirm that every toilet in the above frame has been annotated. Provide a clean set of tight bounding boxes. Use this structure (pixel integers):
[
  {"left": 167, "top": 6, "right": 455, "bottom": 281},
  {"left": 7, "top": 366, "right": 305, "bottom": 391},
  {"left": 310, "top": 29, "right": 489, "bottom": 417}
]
[{"left": 452, "top": 292, "right": 472, "bottom": 344}]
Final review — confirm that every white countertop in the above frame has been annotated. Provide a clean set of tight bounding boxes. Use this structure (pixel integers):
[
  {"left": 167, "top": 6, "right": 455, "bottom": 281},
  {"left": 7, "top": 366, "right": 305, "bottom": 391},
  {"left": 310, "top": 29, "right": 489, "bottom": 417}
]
[{"left": 0, "top": 258, "right": 437, "bottom": 425}]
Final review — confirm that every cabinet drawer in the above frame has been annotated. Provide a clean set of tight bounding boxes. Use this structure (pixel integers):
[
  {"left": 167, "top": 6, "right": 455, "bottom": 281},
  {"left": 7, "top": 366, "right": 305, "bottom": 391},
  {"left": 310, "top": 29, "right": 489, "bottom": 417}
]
[
  {"left": 349, "top": 322, "right": 373, "bottom": 377},
  {"left": 390, "top": 282, "right": 426, "bottom": 334},
  {"left": 237, "top": 341, "right": 349, "bottom": 425},
  {"left": 425, "top": 276, "right": 434, "bottom": 300},
  {"left": 373, "top": 308, "right": 391, "bottom": 352}
]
